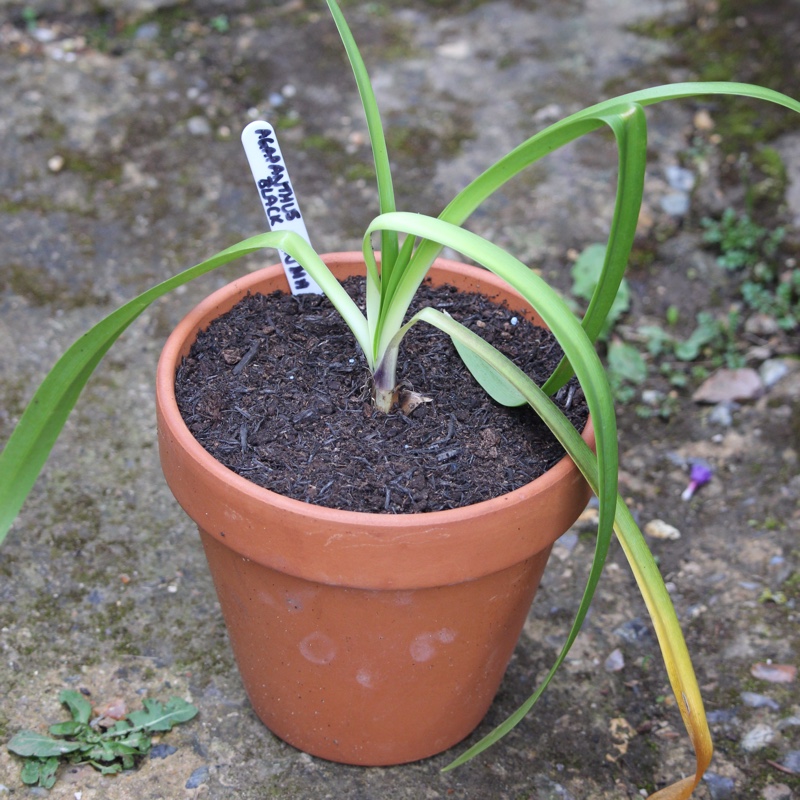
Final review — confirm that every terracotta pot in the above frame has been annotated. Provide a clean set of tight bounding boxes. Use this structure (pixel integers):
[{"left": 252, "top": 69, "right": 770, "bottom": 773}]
[{"left": 156, "top": 253, "right": 594, "bottom": 766}]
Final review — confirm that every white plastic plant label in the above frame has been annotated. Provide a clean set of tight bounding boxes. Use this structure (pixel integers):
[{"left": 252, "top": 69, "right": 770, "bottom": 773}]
[{"left": 241, "top": 120, "right": 323, "bottom": 294}]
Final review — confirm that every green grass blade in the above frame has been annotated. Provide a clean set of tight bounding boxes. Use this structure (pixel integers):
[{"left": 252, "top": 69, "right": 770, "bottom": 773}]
[
  {"left": 326, "top": 0, "right": 398, "bottom": 276},
  {"left": 0, "top": 232, "right": 365, "bottom": 546},
  {"left": 421, "top": 313, "right": 712, "bottom": 795},
  {"left": 541, "top": 102, "right": 648, "bottom": 395},
  {"left": 440, "top": 82, "right": 799, "bottom": 239},
  {"left": 413, "top": 309, "right": 612, "bottom": 765},
  {"left": 365, "top": 214, "right": 619, "bottom": 761},
  {"left": 377, "top": 113, "right": 608, "bottom": 360},
  {"left": 397, "top": 83, "right": 800, "bottom": 362},
  {"left": 364, "top": 210, "right": 619, "bottom": 545}
]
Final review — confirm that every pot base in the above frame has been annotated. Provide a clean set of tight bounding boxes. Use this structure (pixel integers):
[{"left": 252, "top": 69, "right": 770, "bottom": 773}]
[{"left": 200, "top": 529, "right": 554, "bottom": 765}]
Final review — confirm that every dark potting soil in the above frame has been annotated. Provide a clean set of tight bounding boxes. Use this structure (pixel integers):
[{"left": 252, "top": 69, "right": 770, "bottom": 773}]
[{"left": 174, "top": 277, "right": 588, "bottom": 514}]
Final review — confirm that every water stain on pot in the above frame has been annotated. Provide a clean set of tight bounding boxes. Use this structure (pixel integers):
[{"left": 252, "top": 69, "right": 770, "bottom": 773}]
[
  {"left": 299, "top": 631, "right": 337, "bottom": 665},
  {"left": 409, "top": 628, "right": 458, "bottom": 662}
]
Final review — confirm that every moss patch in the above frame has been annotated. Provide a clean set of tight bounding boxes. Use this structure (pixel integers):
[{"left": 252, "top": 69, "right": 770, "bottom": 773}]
[{"left": 629, "top": 0, "right": 800, "bottom": 152}]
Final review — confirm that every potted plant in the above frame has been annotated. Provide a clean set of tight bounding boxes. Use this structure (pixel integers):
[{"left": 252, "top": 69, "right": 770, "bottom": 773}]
[{"left": 1, "top": 1, "right": 798, "bottom": 795}]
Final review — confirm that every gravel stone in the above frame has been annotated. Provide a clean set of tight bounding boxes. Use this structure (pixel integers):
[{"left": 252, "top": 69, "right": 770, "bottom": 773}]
[
  {"left": 1, "top": 1, "right": 798, "bottom": 798},
  {"left": 741, "top": 724, "right": 778, "bottom": 753},
  {"left": 740, "top": 691, "right": 780, "bottom": 710},
  {"left": 703, "top": 772, "right": 736, "bottom": 800},
  {"left": 779, "top": 751, "right": 800, "bottom": 773}
]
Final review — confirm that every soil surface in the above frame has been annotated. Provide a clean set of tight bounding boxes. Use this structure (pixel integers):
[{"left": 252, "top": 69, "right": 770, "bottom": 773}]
[
  {"left": 176, "top": 278, "right": 587, "bottom": 512},
  {"left": 0, "top": 1, "right": 799, "bottom": 799}
]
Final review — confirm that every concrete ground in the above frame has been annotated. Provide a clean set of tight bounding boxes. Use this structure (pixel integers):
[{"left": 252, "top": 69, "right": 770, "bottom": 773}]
[{"left": 1, "top": 1, "right": 798, "bottom": 798}]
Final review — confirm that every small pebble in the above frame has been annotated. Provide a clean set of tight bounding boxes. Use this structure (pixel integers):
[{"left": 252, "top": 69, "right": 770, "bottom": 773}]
[
  {"left": 745, "top": 313, "right": 781, "bottom": 336},
  {"left": 665, "top": 165, "right": 696, "bottom": 192},
  {"left": 741, "top": 723, "right": 777, "bottom": 753},
  {"left": 614, "top": 618, "right": 651, "bottom": 644},
  {"left": 553, "top": 530, "right": 578, "bottom": 559},
  {"left": 149, "top": 743, "right": 177, "bottom": 759},
  {"left": 604, "top": 648, "right": 625, "bottom": 672},
  {"left": 761, "top": 784, "right": 792, "bottom": 800},
  {"left": 779, "top": 750, "right": 800, "bottom": 773},
  {"left": 693, "top": 368, "right": 763, "bottom": 404},
  {"left": 759, "top": 358, "right": 789, "bottom": 388},
  {"left": 187, "top": 116, "right": 212, "bottom": 136},
  {"left": 86, "top": 589, "right": 103, "bottom": 605},
  {"left": 694, "top": 109, "right": 715, "bottom": 130},
  {"left": 703, "top": 772, "right": 735, "bottom": 800},
  {"left": 437, "top": 39, "right": 471, "bottom": 59},
  {"left": 641, "top": 389, "right": 664, "bottom": 407},
  {"left": 185, "top": 766, "right": 209, "bottom": 789},
  {"left": 777, "top": 715, "right": 800, "bottom": 730},
  {"left": 740, "top": 691, "right": 780, "bottom": 710},
  {"left": 644, "top": 519, "right": 681, "bottom": 540},
  {"left": 147, "top": 67, "right": 170, "bottom": 87},
  {"left": 660, "top": 192, "right": 690, "bottom": 216},
  {"left": 751, "top": 662, "right": 797, "bottom": 683},
  {"left": 47, "top": 154, "right": 65, "bottom": 172},
  {"left": 33, "top": 27, "right": 57, "bottom": 43},
  {"left": 135, "top": 22, "right": 160, "bottom": 41},
  {"left": 708, "top": 402, "right": 735, "bottom": 427},
  {"left": 706, "top": 708, "right": 737, "bottom": 724}
]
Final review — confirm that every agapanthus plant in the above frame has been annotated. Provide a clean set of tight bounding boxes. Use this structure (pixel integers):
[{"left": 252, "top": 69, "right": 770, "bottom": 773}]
[{"left": 1, "top": 1, "right": 798, "bottom": 796}]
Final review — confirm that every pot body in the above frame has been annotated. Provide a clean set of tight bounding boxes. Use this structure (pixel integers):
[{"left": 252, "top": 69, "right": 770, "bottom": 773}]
[{"left": 156, "top": 253, "right": 593, "bottom": 765}]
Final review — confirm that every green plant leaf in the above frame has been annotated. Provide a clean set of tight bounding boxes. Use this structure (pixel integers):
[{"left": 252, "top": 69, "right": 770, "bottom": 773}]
[
  {"left": 571, "top": 243, "right": 610, "bottom": 300},
  {"left": 83, "top": 739, "right": 143, "bottom": 763},
  {"left": 570, "top": 243, "right": 632, "bottom": 340},
  {"left": 414, "top": 312, "right": 711, "bottom": 798},
  {"left": 450, "top": 332, "right": 526, "bottom": 406},
  {"left": 0, "top": 230, "right": 367, "bottom": 547},
  {"left": 674, "top": 313, "right": 720, "bottom": 361},
  {"left": 638, "top": 324, "right": 675, "bottom": 357},
  {"left": 20, "top": 756, "right": 59, "bottom": 788},
  {"left": 125, "top": 697, "right": 198, "bottom": 733},
  {"left": 49, "top": 720, "right": 89, "bottom": 738},
  {"left": 607, "top": 341, "right": 648, "bottom": 385},
  {"left": 7, "top": 731, "right": 84, "bottom": 758},
  {"left": 91, "top": 759, "right": 125, "bottom": 775},
  {"left": 59, "top": 689, "right": 93, "bottom": 724},
  {"left": 326, "top": 0, "right": 398, "bottom": 281}
]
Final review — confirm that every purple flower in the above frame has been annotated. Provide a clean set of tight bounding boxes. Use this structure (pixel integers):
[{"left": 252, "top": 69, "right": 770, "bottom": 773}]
[{"left": 681, "top": 461, "right": 713, "bottom": 501}]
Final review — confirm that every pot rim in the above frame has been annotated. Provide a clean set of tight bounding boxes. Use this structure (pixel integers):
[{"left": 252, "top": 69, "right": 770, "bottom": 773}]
[
  {"left": 157, "top": 251, "right": 593, "bottom": 527},
  {"left": 156, "top": 252, "right": 594, "bottom": 587}
]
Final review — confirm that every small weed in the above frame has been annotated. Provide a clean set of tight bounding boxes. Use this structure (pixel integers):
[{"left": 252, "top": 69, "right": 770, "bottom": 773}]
[
  {"left": 701, "top": 207, "right": 785, "bottom": 271},
  {"left": 741, "top": 267, "right": 800, "bottom": 330},
  {"left": 210, "top": 15, "right": 229, "bottom": 33},
  {"left": 702, "top": 208, "right": 798, "bottom": 330},
  {"left": 7, "top": 691, "right": 197, "bottom": 788},
  {"left": 21, "top": 7, "right": 37, "bottom": 32},
  {"left": 569, "top": 245, "right": 747, "bottom": 414},
  {"left": 570, "top": 244, "right": 631, "bottom": 341},
  {"left": 577, "top": 205, "right": 797, "bottom": 416}
]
